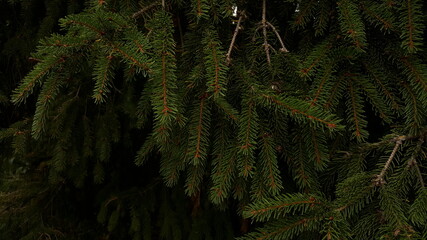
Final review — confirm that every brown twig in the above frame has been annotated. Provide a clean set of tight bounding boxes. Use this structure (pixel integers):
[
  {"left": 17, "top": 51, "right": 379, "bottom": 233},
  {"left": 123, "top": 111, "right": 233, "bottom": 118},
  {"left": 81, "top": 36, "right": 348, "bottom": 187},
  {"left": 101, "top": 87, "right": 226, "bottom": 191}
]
[
  {"left": 226, "top": 11, "right": 244, "bottom": 65},
  {"left": 132, "top": 2, "right": 160, "bottom": 19},
  {"left": 28, "top": 57, "right": 42, "bottom": 62},
  {"left": 266, "top": 22, "right": 289, "bottom": 53},
  {"left": 262, "top": 0, "right": 271, "bottom": 64},
  {"left": 412, "top": 159, "right": 425, "bottom": 188},
  {"left": 374, "top": 137, "right": 404, "bottom": 186},
  {"left": 408, "top": 137, "right": 425, "bottom": 188},
  {"left": 252, "top": 0, "right": 289, "bottom": 65}
]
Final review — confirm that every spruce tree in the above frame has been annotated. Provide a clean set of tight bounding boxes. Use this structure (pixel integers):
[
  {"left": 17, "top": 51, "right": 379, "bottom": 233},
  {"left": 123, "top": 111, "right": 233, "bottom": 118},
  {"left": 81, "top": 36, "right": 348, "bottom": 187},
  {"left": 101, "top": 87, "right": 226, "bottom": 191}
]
[{"left": 0, "top": 0, "right": 426, "bottom": 239}]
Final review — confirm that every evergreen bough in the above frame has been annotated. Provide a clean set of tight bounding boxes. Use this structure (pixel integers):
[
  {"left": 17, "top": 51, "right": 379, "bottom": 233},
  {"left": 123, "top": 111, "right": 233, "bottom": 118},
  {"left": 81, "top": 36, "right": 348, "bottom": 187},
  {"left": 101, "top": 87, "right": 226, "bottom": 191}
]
[{"left": 0, "top": 0, "right": 426, "bottom": 239}]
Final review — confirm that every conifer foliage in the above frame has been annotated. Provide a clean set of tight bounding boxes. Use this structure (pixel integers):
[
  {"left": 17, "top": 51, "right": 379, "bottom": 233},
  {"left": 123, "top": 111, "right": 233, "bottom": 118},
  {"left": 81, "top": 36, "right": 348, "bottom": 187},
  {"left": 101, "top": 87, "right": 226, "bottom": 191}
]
[{"left": 1, "top": 0, "right": 427, "bottom": 239}]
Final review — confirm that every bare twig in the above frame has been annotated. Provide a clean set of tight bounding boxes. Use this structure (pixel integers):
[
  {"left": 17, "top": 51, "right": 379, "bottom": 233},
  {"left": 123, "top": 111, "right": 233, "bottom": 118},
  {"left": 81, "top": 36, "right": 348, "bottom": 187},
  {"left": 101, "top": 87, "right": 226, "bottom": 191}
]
[
  {"left": 412, "top": 159, "right": 425, "bottom": 188},
  {"left": 28, "top": 57, "right": 42, "bottom": 62},
  {"left": 408, "top": 137, "right": 425, "bottom": 188},
  {"left": 251, "top": 24, "right": 263, "bottom": 41},
  {"left": 374, "top": 137, "right": 404, "bottom": 186},
  {"left": 252, "top": 0, "right": 289, "bottom": 65},
  {"left": 132, "top": 2, "right": 159, "bottom": 19},
  {"left": 74, "top": 85, "right": 81, "bottom": 99},
  {"left": 262, "top": 0, "right": 270, "bottom": 64},
  {"left": 226, "top": 11, "right": 244, "bottom": 65},
  {"left": 266, "top": 22, "right": 289, "bottom": 53}
]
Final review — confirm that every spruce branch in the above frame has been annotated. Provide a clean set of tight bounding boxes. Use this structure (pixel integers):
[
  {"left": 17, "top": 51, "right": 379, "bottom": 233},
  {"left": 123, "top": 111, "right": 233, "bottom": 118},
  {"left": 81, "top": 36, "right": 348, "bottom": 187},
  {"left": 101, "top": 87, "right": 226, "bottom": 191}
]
[
  {"left": 243, "top": 193, "right": 320, "bottom": 222},
  {"left": 260, "top": 94, "right": 341, "bottom": 129},
  {"left": 399, "top": 0, "right": 424, "bottom": 53},
  {"left": 65, "top": 20, "right": 105, "bottom": 35},
  {"left": 203, "top": 30, "right": 228, "bottom": 97},
  {"left": 240, "top": 216, "right": 322, "bottom": 240},
  {"left": 359, "top": 2, "right": 394, "bottom": 31},
  {"left": 374, "top": 136, "right": 405, "bottom": 186},
  {"left": 12, "top": 56, "right": 66, "bottom": 105},
  {"left": 110, "top": 43, "right": 151, "bottom": 71},
  {"left": 193, "top": 95, "right": 207, "bottom": 161},
  {"left": 226, "top": 11, "right": 244, "bottom": 65}
]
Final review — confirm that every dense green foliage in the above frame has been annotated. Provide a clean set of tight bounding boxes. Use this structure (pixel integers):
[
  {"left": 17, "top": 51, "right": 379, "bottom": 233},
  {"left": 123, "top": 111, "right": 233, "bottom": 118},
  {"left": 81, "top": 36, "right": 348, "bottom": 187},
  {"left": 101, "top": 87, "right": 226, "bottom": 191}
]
[{"left": 1, "top": 0, "right": 427, "bottom": 239}]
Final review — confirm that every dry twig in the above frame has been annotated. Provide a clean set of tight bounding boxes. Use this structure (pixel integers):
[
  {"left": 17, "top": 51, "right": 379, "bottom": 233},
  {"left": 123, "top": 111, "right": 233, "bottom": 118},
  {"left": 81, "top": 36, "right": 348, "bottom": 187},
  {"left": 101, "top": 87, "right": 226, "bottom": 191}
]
[
  {"left": 226, "top": 11, "right": 245, "bottom": 65},
  {"left": 266, "top": 22, "right": 289, "bottom": 53},
  {"left": 374, "top": 136, "right": 405, "bottom": 186},
  {"left": 407, "top": 137, "right": 426, "bottom": 188},
  {"left": 132, "top": 2, "right": 160, "bottom": 19},
  {"left": 256, "top": 0, "right": 289, "bottom": 65},
  {"left": 225, "top": 1, "right": 289, "bottom": 65}
]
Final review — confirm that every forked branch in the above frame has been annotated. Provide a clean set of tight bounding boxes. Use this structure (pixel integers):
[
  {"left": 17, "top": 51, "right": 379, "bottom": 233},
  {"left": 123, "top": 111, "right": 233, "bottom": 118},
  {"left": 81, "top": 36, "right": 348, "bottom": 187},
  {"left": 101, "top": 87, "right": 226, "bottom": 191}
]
[
  {"left": 226, "top": 1, "right": 289, "bottom": 65},
  {"left": 258, "top": 0, "right": 289, "bottom": 65}
]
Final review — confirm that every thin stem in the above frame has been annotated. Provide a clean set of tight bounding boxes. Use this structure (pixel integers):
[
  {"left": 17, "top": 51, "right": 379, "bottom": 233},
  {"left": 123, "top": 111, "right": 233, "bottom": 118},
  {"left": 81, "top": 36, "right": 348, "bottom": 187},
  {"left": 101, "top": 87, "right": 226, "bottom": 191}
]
[
  {"left": 252, "top": 24, "right": 263, "bottom": 41},
  {"left": 413, "top": 160, "right": 425, "bottom": 188},
  {"left": 262, "top": 0, "right": 270, "bottom": 64},
  {"left": 132, "top": 2, "right": 159, "bottom": 19},
  {"left": 408, "top": 138, "right": 425, "bottom": 188},
  {"left": 374, "top": 139, "right": 403, "bottom": 186},
  {"left": 226, "top": 11, "right": 244, "bottom": 65},
  {"left": 266, "top": 22, "right": 289, "bottom": 53}
]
